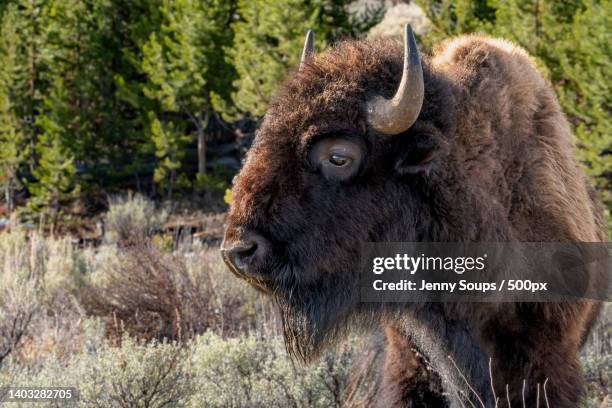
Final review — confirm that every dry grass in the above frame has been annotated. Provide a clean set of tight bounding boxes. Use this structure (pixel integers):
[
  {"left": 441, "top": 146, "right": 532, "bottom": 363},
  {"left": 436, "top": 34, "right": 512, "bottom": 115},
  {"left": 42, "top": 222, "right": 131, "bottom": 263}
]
[
  {"left": 0, "top": 196, "right": 608, "bottom": 406},
  {"left": 81, "top": 241, "right": 275, "bottom": 342}
]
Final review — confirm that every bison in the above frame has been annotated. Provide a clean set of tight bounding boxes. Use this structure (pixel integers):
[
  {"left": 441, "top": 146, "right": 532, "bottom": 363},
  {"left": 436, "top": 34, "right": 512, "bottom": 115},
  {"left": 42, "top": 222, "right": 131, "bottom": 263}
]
[{"left": 221, "top": 25, "right": 607, "bottom": 407}]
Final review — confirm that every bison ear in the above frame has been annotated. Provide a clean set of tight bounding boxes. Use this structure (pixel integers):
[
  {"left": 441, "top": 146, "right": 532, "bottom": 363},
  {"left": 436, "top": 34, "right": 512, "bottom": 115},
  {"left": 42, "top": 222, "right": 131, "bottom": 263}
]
[{"left": 394, "top": 133, "right": 444, "bottom": 175}]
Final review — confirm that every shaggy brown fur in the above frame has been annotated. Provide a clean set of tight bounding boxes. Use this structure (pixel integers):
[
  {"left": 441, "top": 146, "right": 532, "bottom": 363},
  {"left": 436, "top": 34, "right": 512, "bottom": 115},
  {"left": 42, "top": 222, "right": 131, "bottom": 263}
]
[{"left": 223, "top": 34, "right": 607, "bottom": 407}]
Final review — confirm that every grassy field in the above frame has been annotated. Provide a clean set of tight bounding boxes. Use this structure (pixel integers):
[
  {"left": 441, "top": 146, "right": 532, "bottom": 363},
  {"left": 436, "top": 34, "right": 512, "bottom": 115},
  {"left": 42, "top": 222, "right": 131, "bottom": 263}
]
[{"left": 0, "top": 196, "right": 609, "bottom": 407}]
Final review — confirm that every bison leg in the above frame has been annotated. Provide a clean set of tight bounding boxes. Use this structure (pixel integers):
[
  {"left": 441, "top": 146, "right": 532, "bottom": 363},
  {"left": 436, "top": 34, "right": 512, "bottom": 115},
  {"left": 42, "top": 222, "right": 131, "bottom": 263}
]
[
  {"left": 379, "top": 324, "right": 448, "bottom": 407},
  {"left": 485, "top": 304, "right": 590, "bottom": 408},
  {"left": 490, "top": 348, "right": 585, "bottom": 407}
]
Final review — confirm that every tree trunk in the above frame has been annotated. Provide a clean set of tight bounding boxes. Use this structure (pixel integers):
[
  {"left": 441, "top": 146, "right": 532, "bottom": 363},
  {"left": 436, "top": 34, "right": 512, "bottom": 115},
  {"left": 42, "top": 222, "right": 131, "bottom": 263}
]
[
  {"left": 168, "top": 167, "right": 175, "bottom": 199},
  {"left": 197, "top": 125, "right": 206, "bottom": 177},
  {"left": 5, "top": 176, "right": 12, "bottom": 215},
  {"left": 50, "top": 192, "right": 59, "bottom": 235},
  {"left": 197, "top": 111, "right": 209, "bottom": 177},
  {"left": 182, "top": 106, "right": 209, "bottom": 180}
]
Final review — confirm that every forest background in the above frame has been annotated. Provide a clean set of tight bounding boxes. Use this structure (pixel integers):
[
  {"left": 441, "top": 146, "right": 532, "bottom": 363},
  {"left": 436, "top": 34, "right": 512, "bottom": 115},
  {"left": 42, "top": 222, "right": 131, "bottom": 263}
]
[{"left": 0, "top": 0, "right": 608, "bottom": 236}]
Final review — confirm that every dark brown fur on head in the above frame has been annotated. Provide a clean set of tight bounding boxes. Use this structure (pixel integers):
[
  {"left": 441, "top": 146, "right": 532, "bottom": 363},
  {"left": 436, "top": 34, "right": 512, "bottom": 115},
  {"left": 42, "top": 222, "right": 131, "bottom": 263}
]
[{"left": 225, "top": 34, "right": 606, "bottom": 407}]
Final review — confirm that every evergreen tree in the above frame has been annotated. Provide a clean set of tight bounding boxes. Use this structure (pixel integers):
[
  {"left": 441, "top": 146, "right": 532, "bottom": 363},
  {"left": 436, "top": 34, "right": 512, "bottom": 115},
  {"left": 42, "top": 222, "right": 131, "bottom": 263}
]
[
  {"left": 20, "top": 0, "right": 120, "bottom": 216},
  {"left": 28, "top": 80, "right": 79, "bottom": 227},
  {"left": 229, "top": 0, "right": 314, "bottom": 117},
  {"left": 0, "top": 0, "right": 52, "bottom": 216},
  {"left": 125, "top": 0, "right": 235, "bottom": 194},
  {"left": 0, "top": 89, "right": 25, "bottom": 215},
  {"left": 148, "top": 112, "right": 190, "bottom": 197},
  {"left": 0, "top": 5, "right": 28, "bottom": 214},
  {"left": 110, "top": 0, "right": 166, "bottom": 189},
  {"left": 2, "top": 0, "right": 50, "bottom": 173},
  {"left": 42, "top": 0, "right": 119, "bottom": 174},
  {"left": 229, "top": 0, "right": 383, "bottom": 116},
  {"left": 0, "top": 0, "right": 606, "bottom": 231},
  {"left": 555, "top": 0, "right": 611, "bottom": 231}
]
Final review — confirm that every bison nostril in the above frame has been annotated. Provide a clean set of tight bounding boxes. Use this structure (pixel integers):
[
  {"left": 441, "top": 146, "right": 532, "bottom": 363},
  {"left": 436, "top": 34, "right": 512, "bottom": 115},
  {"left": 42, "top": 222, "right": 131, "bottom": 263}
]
[
  {"left": 230, "top": 241, "right": 258, "bottom": 270},
  {"left": 238, "top": 242, "right": 258, "bottom": 258},
  {"left": 221, "top": 232, "right": 271, "bottom": 277}
]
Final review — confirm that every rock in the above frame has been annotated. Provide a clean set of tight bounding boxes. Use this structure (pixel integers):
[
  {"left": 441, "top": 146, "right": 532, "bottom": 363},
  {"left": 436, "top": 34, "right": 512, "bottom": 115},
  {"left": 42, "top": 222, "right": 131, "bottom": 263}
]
[{"left": 368, "top": 2, "right": 430, "bottom": 39}]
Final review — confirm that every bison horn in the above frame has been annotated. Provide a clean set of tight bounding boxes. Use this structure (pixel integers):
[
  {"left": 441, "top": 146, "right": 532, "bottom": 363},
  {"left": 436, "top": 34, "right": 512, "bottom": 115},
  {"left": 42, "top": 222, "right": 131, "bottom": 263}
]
[
  {"left": 299, "top": 30, "right": 314, "bottom": 72},
  {"left": 367, "top": 24, "right": 424, "bottom": 135}
]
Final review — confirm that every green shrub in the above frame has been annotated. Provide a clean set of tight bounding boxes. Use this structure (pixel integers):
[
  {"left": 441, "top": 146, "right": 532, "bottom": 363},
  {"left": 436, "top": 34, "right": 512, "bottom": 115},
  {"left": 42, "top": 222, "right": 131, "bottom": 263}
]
[
  {"left": 103, "top": 194, "right": 168, "bottom": 245},
  {"left": 0, "top": 322, "right": 191, "bottom": 408},
  {"left": 582, "top": 303, "right": 612, "bottom": 405},
  {"left": 0, "top": 327, "right": 378, "bottom": 408},
  {"left": 188, "top": 332, "right": 378, "bottom": 408},
  {"left": 0, "top": 230, "right": 83, "bottom": 366}
]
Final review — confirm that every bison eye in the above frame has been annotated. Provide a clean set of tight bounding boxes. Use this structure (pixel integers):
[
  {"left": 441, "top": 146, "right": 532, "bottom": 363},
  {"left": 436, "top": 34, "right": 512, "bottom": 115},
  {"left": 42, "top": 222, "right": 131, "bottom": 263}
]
[
  {"left": 329, "top": 154, "right": 350, "bottom": 166},
  {"left": 310, "top": 137, "right": 363, "bottom": 181}
]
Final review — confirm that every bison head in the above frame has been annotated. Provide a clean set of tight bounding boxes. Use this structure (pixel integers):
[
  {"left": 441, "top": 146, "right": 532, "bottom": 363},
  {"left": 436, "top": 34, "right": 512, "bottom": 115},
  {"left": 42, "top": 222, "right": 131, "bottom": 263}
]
[{"left": 222, "top": 25, "right": 456, "bottom": 361}]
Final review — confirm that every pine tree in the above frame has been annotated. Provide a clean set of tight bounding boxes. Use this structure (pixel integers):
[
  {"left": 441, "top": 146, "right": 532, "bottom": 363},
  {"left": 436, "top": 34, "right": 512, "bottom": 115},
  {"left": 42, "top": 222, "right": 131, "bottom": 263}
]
[
  {"left": 229, "top": 0, "right": 383, "bottom": 117},
  {"left": 0, "top": 0, "right": 52, "bottom": 215},
  {"left": 22, "top": 0, "right": 113, "bottom": 217},
  {"left": 109, "top": 0, "right": 166, "bottom": 189},
  {"left": 2, "top": 0, "right": 50, "bottom": 173},
  {"left": 229, "top": 0, "right": 314, "bottom": 117},
  {"left": 28, "top": 80, "right": 79, "bottom": 227},
  {"left": 44, "top": 0, "right": 102, "bottom": 167},
  {"left": 0, "top": 5, "right": 28, "bottom": 214},
  {"left": 137, "top": 0, "right": 235, "bottom": 193},
  {"left": 0, "top": 90, "right": 25, "bottom": 215},
  {"left": 555, "top": 0, "right": 611, "bottom": 233},
  {"left": 148, "top": 112, "right": 190, "bottom": 197}
]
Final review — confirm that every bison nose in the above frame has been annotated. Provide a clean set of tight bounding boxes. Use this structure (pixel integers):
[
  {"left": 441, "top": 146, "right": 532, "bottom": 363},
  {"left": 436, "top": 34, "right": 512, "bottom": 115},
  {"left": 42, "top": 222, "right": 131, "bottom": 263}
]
[{"left": 221, "top": 232, "right": 271, "bottom": 277}]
